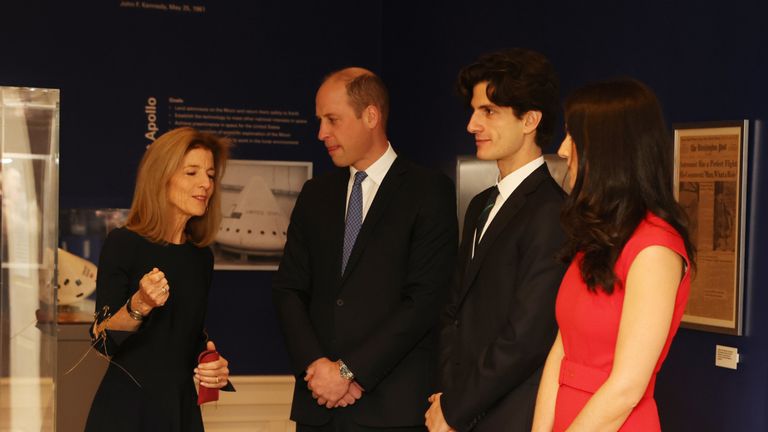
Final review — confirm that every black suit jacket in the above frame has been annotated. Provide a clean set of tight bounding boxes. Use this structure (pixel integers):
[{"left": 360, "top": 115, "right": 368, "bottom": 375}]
[
  {"left": 439, "top": 163, "right": 567, "bottom": 432},
  {"left": 273, "top": 156, "right": 458, "bottom": 428}
]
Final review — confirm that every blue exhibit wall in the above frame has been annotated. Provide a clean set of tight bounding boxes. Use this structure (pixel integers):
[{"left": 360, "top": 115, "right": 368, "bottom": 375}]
[
  {"left": 381, "top": 2, "right": 768, "bottom": 431},
  {"left": 0, "top": 1, "right": 384, "bottom": 374},
  {"left": 2, "top": 1, "right": 384, "bottom": 207}
]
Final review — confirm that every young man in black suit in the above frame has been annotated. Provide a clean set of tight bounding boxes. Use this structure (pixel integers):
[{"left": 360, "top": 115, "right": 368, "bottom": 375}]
[
  {"left": 274, "top": 67, "right": 458, "bottom": 431},
  {"left": 425, "top": 49, "right": 567, "bottom": 432}
]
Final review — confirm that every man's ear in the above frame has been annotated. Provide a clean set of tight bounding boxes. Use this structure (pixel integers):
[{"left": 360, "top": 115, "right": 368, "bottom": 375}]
[
  {"left": 363, "top": 105, "right": 380, "bottom": 129},
  {"left": 523, "top": 110, "right": 542, "bottom": 134}
]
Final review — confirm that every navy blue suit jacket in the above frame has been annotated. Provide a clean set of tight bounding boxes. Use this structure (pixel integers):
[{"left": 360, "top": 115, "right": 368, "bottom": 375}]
[
  {"left": 439, "top": 163, "right": 567, "bottom": 432},
  {"left": 274, "top": 156, "right": 458, "bottom": 427}
]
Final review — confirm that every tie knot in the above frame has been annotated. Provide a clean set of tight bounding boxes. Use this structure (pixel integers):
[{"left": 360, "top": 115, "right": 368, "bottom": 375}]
[
  {"left": 354, "top": 171, "right": 368, "bottom": 185},
  {"left": 485, "top": 186, "right": 499, "bottom": 207}
]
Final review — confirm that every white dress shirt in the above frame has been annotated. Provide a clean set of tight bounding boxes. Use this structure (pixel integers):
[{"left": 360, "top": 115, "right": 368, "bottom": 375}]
[
  {"left": 346, "top": 143, "right": 397, "bottom": 221},
  {"left": 472, "top": 156, "right": 545, "bottom": 257}
]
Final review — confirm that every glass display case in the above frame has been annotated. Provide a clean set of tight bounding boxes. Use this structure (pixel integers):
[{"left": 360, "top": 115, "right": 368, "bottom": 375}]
[{"left": 0, "top": 87, "right": 60, "bottom": 431}]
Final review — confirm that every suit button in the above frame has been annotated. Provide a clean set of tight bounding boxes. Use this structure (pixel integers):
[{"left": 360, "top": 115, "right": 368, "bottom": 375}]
[
  {"left": 453, "top": 320, "right": 459, "bottom": 327},
  {"left": 336, "top": 299, "right": 344, "bottom": 306}
]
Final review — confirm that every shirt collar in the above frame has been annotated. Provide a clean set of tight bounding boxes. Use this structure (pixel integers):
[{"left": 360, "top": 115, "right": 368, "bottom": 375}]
[
  {"left": 350, "top": 142, "right": 397, "bottom": 185},
  {"left": 496, "top": 156, "right": 544, "bottom": 199}
]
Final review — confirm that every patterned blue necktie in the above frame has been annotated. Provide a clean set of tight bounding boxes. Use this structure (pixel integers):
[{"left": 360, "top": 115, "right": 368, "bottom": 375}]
[{"left": 342, "top": 171, "right": 367, "bottom": 274}]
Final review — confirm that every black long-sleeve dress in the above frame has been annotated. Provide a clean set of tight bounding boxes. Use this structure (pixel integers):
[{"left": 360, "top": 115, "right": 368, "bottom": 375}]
[{"left": 85, "top": 227, "right": 214, "bottom": 432}]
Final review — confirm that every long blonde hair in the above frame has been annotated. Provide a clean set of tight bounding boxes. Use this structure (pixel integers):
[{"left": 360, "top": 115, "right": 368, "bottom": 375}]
[{"left": 126, "top": 127, "right": 230, "bottom": 246}]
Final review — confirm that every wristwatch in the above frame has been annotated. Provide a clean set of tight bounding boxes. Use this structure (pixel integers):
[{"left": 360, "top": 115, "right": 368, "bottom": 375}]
[{"left": 338, "top": 360, "right": 354, "bottom": 380}]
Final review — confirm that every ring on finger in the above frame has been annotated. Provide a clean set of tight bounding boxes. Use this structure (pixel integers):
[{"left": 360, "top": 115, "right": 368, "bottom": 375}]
[
  {"left": 161, "top": 286, "right": 168, "bottom": 294},
  {"left": 215, "top": 376, "right": 220, "bottom": 384}
]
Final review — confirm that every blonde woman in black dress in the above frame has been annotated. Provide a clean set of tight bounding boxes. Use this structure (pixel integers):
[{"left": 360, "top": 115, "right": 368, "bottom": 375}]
[{"left": 86, "top": 127, "right": 233, "bottom": 431}]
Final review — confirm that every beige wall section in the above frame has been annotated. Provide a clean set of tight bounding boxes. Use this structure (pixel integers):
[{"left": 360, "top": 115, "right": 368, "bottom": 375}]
[
  {"left": 202, "top": 375, "right": 296, "bottom": 432},
  {"left": 0, "top": 377, "right": 54, "bottom": 431},
  {"left": 57, "top": 323, "right": 108, "bottom": 431}
]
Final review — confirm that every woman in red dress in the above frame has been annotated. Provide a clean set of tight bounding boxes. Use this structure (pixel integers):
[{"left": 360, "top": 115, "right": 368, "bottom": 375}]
[{"left": 532, "top": 79, "right": 695, "bottom": 431}]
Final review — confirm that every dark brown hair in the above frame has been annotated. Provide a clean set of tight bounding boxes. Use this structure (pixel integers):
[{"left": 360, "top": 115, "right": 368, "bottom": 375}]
[
  {"left": 457, "top": 48, "right": 560, "bottom": 148},
  {"left": 560, "top": 78, "right": 695, "bottom": 293}
]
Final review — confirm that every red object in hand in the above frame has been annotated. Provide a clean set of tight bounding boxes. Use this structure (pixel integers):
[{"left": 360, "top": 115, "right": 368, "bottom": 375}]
[{"left": 197, "top": 349, "right": 220, "bottom": 405}]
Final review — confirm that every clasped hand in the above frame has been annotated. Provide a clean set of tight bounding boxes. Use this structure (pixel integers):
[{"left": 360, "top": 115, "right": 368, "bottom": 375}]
[
  {"left": 194, "top": 341, "right": 230, "bottom": 389},
  {"left": 425, "top": 393, "right": 456, "bottom": 432},
  {"left": 305, "top": 357, "right": 364, "bottom": 408}
]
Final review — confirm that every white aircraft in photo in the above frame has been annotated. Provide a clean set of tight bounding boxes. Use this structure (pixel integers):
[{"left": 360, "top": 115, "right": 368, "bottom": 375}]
[{"left": 216, "top": 176, "right": 290, "bottom": 256}]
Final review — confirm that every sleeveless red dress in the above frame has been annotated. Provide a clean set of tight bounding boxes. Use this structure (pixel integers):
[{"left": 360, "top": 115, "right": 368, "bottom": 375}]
[{"left": 553, "top": 213, "right": 691, "bottom": 431}]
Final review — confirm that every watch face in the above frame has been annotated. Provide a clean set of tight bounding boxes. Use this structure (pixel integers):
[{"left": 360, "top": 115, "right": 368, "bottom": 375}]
[{"left": 339, "top": 362, "right": 354, "bottom": 380}]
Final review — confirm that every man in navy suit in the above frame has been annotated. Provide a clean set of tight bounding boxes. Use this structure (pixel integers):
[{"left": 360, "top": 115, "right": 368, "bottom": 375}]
[
  {"left": 274, "top": 67, "right": 457, "bottom": 431},
  {"left": 426, "top": 49, "right": 567, "bottom": 432}
]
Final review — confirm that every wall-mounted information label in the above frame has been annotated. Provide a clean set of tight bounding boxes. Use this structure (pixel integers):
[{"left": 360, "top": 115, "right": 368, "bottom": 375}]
[
  {"left": 715, "top": 345, "right": 739, "bottom": 370},
  {"left": 143, "top": 96, "right": 309, "bottom": 145}
]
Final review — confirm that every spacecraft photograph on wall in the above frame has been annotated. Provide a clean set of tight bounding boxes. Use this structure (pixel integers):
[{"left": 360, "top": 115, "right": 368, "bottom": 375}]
[{"left": 213, "top": 159, "right": 312, "bottom": 270}]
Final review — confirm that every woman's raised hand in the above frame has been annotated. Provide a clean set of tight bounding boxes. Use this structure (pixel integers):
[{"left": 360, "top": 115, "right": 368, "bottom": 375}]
[{"left": 134, "top": 267, "right": 170, "bottom": 313}]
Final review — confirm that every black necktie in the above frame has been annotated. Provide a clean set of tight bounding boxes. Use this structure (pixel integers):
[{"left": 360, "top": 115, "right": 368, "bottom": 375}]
[{"left": 474, "top": 186, "right": 499, "bottom": 253}]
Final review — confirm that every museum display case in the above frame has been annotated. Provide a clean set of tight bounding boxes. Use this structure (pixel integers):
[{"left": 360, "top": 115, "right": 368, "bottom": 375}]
[{"left": 0, "top": 86, "right": 60, "bottom": 431}]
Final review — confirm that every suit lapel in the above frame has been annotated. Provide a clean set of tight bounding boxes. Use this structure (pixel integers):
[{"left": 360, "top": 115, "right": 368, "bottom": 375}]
[
  {"left": 340, "top": 157, "right": 408, "bottom": 284},
  {"left": 449, "top": 187, "right": 488, "bottom": 311},
  {"left": 456, "top": 164, "right": 552, "bottom": 307}
]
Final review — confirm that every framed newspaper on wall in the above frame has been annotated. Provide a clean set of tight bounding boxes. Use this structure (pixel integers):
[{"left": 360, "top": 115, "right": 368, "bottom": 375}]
[{"left": 673, "top": 120, "right": 748, "bottom": 335}]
